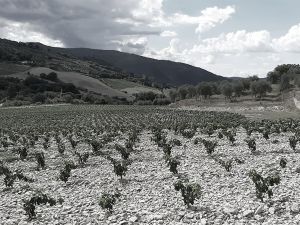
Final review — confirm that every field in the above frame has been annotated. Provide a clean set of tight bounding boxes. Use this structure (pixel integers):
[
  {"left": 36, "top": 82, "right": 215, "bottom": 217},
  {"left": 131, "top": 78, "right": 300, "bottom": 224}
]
[
  {"left": 101, "top": 78, "right": 163, "bottom": 95},
  {"left": 7, "top": 67, "right": 132, "bottom": 100},
  {"left": 1, "top": 105, "right": 300, "bottom": 225},
  {"left": 0, "top": 63, "right": 30, "bottom": 76}
]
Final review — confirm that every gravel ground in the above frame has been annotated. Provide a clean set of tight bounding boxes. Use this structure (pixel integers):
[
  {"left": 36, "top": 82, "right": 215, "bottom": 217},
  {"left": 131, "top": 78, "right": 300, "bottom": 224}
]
[{"left": 1, "top": 128, "right": 300, "bottom": 225}]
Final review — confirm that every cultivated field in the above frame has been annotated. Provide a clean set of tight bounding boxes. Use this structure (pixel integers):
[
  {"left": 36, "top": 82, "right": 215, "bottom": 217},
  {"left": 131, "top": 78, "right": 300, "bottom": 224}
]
[{"left": 1, "top": 105, "right": 300, "bottom": 225}]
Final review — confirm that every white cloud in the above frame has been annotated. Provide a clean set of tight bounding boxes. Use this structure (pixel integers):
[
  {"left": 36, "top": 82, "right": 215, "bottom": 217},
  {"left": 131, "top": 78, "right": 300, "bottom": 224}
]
[
  {"left": 160, "top": 30, "right": 177, "bottom": 37},
  {"left": 191, "top": 30, "right": 273, "bottom": 54},
  {"left": 145, "top": 24, "right": 300, "bottom": 77},
  {"left": 0, "top": 18, "right": 63, "bottom": 47},
  {"left": 272, "top": 23, "right": 300, "bottom": 52},
  {"left": 113, "top": 37, "right": 148, "bottom": 54},
  {"left": 170, "top": 6, "right": 235, "bottom": 33},
  {"left": 196, "top": 6, "right": 236, "bottom": 33}
]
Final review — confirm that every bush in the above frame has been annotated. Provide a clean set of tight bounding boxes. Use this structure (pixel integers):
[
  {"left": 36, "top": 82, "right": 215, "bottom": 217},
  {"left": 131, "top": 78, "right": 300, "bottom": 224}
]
[
  {"left": 166, "top": 156, "right": 180, "bottom": 174},
  {"left": 249, "top": 170, "right": 280, "bottom": 202},
  {"left": 35, "top": 152, "right": 45, "bottom": 170},
  {"left": 153, "top": 98, "right": 171, "bottom": 105},
  {"left": 174, "top": 180, "right": 202, "bottom": 208},
  {"left": 289, "top": 136, "right": 298, "bottom": 151},
  {"left": 59, "top": 161, "right": 76, "bottom": 183},
  {"left": 112, "top": 161, "right": 128, "bottom": 180},
  {"left": 90, "top": 139, "right": 103, "bottom": 154},
  {"left": 33, "top": 93, "right": 47, "bottom": 103},
  {"left": 99, "top": 191, "right": 121, "bottom": 212},
  {"left": 245, "top": 138, "right": 256, "bottom": 153},
  {"left": 280, "top": 158, "right": 287, "bottom": 168},
  {"left": 217, "top": 158, "right": 233, "bottom": 172},
  {"left": 134, "top": 100, "right": 153, "bottom": 105},
  {"left": 202, "top": 139, "right": 217, "bottom": 154},
  {"left": 23, "top": 192, "right": 57, "bottom": 220},
  {"left": 18, "top": 147, "right": 28, "bottom": 160},
  {"left": 115, "top": 144, "right": 130, "bottom": 160},
  {"left": 0, "top": 163, "right": 34, "bottom": 187},
  {"left": 75, "top": 151, "right": 89, "bottom": 166}
]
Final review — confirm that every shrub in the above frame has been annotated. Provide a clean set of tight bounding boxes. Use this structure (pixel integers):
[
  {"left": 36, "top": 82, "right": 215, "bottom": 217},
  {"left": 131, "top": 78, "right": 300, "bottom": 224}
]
[
  {"left": 193, "top": 137, "right": 203, "bottom": 145},
  {"left": 90, "top": 139, "right": 102, "bottom": 154},
  {"left": 218, "top": 159, "right": 233, "bottom": 172},
  {"left": 18, "top": 146, "right": 28, "bottom": 160},
  {"left": 202, "top": 139, "right": 217, "bottom": 155},
  {"left": 75, "top": 151, "right": 89, "bottom": 166},
  {"left": 68, "top": 136, "right": 78, "bottom": 149},
  {"left": 289, "top": 136, "right": 298, "bottom": 151},
  {"left": 99, "top": 191, "right": 121, "bottom": 212},
  {"left": 35, "top": 152, "right": 45, "bottom": 170},
  {"left": 249, "top": 170, "right": 280, "bottom": 202},
  {"left": 115, "top": 144, "right": 130, "bottom": 160},
  {"left": 263, "top": 130, "right": 269, "bottom": 140},
  {"left": 171, "top": 139, "right": 182, "bottom": 146},
  {"left": 165, "top": 156, "right": 180, "bottom": 174},
  {"left": 228, "top": 133, "right": 236, "bottom": 145},
  {"left": 107, "top": 158, "right": 129, "bottom": 180},
  {"left": 152, "top": 128, "right": 166, "bottom": 145},
  {"left": 23, "top": 192, "right": 57, "bottom": 220},
  {"left": 57, "top": 142, "right": 65, "bottom": 154},
  {"left": 181, "top": 129, "right": 196, "bottom": 139},
  {"left": 245, "top": 138, "right": 256, "bottom": 153},
  {"left": 0, "top": 163, "right": 34, "bottom": 187},
  {"left": 218, "top": 132, "right": 224, "bottom": 139},
  {"left": 174, "top": 180, "right": 202, "bottom": 208},
  {"left": 33, "top": 93, "right": 47, "bottom": 103},
  {"left": 162, "top": 143, "right": 172, "bottom": 157},
  {"left": 279, "top": 158, "right": 287, "bottom": 168},
  {"left": 59, "top": 161, "right": 76, "bottom": 182}
]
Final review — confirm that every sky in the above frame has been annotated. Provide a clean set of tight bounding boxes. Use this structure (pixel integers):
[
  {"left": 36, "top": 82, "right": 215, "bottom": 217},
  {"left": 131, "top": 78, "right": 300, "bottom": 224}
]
[{"left": 0, "top": 0, "right": 300, "bottom": 77}]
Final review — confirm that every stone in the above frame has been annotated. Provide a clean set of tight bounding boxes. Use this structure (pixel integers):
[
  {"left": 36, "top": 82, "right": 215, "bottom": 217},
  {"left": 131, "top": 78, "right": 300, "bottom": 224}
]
[
  {"left": 185, "top": 213, "right": 194, "bottom": 219},
  {"left": 224, "top": 207, "right": 238, "bottom": 215},
  {"left": 146, "top": 214, "right": 163, "bottom": 221},
  {"left": 243, "top": 210, "right": 253, "bottom": 217},
  {"left": 129, "top": 216, "right": 138, "bottom": 222},
  {"left": 255, "top": 205, "right": 264, "bottom": 215},
  {"left": 200, "top": 218, "right": 207, "bottom": 225},
  {"left": 291, "top": 203, "right": 300, "bottom": 213},
  {"left": 269, "top": 207, "right": 275, "bottom": 215},
  {"left": 119, "top": 221, "right": 128, "bottom": 225}
]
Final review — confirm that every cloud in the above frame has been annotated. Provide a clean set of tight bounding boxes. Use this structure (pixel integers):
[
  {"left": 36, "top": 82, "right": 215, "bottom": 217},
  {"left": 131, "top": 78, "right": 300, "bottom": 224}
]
[
  {"left": 0, "top": 0, "right": 235, "bottom": 52},
  {"left": 0, "top": 18, "right": 63, "bottom": 47},
  {"left": 145, "top": 24, "right": 300, "bottom": 77},
  {"left": 191, "top": 30, "right": 273, "bottom": 54},
  {"left": 160, "top": 30, "right": 177, "bottom": 37},
  {"left": 113, "top": 37, "right": 148, "bottom": 54},
  {"left": 272, "top": 23, "right": 300, "bottom": 52},
  {"left": 0, "top": 0, "right": 163, "bottom": 49},
  {"left": 170, "top": 6, "right": 235, "bottom": 33}
]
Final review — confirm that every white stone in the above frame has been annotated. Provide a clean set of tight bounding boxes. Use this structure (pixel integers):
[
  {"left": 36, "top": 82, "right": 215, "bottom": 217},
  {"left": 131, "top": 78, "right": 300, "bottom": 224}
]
[
  {"left": 255, "top": 205, "right": 264, "bottom": 214},
  {"left": 243, "top": 210, "right": 253, "bottom": 217},
  {"left": 269, "top": 207, "right": 275, "bottom": 214},
  {"left": 129, "top": 216, "right": 138, "bottom": 222},
  {"left": 291, "top": 203, "right": 300, "bottom": 213},
  {"left": 201, "top": 218, "right": 207, "bottom": 225},
  {"left": 224, "top": 207, "right": 238, "bottom": 215}
]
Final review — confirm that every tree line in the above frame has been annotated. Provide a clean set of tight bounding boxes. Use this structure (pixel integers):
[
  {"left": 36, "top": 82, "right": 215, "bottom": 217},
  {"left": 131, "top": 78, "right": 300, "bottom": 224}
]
[{"left": 169, "top": 76, "right": 272, "bottom": 102}]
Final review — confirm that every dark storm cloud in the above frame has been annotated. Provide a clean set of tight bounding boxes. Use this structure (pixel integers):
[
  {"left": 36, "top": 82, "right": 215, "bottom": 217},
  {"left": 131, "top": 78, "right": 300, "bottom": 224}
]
[{"left": 0, "top": 0, "right": 161, "bottom": 51}]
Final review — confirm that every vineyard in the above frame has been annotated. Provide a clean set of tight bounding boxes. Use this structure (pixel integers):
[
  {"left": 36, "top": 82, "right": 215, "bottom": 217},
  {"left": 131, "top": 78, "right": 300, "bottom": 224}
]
[{"left": 1, "top": 105, "right": 300, "bottom": 224}]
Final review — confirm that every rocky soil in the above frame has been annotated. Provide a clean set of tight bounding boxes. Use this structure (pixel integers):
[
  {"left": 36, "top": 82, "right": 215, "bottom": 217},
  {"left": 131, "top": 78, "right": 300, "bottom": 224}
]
[{"left": 1, "top": 128, "right": 300, "bottom": 225}]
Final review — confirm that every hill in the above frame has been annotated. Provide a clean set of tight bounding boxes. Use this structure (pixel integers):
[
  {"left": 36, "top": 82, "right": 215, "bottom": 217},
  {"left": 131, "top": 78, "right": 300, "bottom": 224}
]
[
  {"left": 10, "top": 67, "right": 132, "bottom": 100},
  {"left": 61, "top": 48, "right": 227, "bottom": 86},
  {"left": 0, "top": 38, "right": 226, "bottom": 87}
]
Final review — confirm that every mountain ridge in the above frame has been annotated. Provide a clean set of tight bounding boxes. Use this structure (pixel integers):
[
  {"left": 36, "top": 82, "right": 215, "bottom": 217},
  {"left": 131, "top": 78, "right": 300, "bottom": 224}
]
[{"left": 0, "top": 38, "right": 227, "bottom": 86}]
